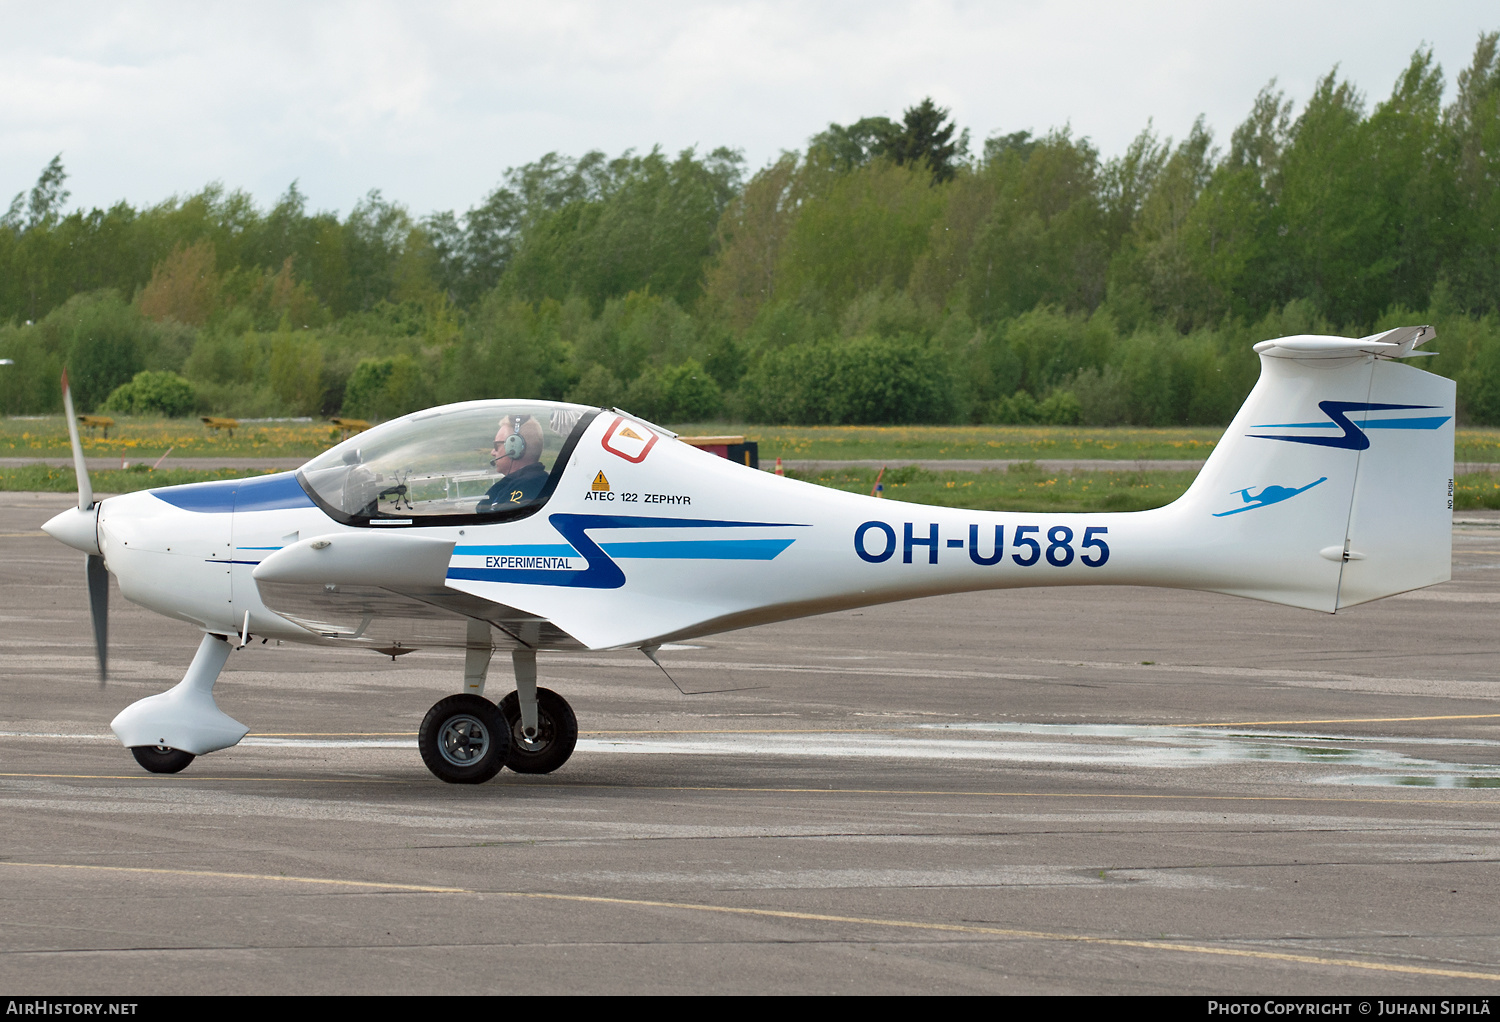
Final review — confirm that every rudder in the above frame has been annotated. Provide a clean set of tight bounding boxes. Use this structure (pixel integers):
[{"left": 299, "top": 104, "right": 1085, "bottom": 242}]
[{"left": 1337, "top": 357, "right": 1454, "bottom": 607}]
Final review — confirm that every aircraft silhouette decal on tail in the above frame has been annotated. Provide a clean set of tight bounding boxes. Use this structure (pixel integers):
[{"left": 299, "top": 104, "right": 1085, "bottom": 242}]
[
  {"left": 1250, "top": 401, "right": 1450, "bottom": 450},
  {"left": 1213, "top": 477, "right": 1328, "bottom": 517}
]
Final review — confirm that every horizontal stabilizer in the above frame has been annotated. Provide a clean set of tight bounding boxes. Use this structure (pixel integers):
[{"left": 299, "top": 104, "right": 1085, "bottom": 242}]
[{"left": 1253, "top": 325, "right": 1435, "bottom": 360}]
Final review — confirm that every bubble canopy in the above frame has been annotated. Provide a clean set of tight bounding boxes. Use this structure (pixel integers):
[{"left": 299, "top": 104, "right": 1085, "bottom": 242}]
[{"left": 297, "top": 400, "right": 598, "bottom": 525}]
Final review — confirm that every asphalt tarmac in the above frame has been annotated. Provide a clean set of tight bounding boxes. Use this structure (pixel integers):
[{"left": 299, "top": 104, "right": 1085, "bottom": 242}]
[{"left": 2, "top": 490, "right": 1499, "bottom": 995}]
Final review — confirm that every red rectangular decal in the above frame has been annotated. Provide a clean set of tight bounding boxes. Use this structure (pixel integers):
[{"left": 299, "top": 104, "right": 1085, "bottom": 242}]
[{"left": 601, "top": 415, "right": 659, "bottom": 463}]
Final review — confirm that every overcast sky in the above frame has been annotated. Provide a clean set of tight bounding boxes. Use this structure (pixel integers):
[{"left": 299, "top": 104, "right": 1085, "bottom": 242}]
[{"left": 3, "top": 1, "right": 1497, "bottom": 220}]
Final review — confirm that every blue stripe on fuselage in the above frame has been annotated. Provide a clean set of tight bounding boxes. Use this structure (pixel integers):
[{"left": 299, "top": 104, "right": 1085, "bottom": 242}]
[
  {"left": 447, "top": 514, "right": 805, "bottom": 589},
  {"left": 602, "top": 539, "right": 794, "bottom": 559},
  {"left": 453, "top": 540, "right": 794, "bottom": 560}
]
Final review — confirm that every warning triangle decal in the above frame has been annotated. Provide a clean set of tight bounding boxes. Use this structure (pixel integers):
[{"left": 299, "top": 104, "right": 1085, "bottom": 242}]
[
  {"left": 601, "top": 415, "right": 659, "bottom": 463},
  {"left": 591, "top": 471, "right": 611, "bottom": 491}
]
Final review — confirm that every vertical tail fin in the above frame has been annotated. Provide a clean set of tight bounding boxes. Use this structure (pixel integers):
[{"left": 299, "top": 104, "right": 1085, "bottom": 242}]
[{"left": 1165, "top": 328, "right": 1453, "bottom": 612}]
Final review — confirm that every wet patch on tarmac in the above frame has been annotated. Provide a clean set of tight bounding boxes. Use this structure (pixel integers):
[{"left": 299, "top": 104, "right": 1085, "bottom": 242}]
[{"left": 9, "top": 720, "right": 1498, "bottom": 788}]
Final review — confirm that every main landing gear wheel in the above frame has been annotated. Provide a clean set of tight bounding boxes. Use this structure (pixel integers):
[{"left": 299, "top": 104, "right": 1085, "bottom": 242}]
[
  {"left": 498, "top": 687, "right": 578, "bottom": 774},
  {"left": 418, "top": 694, "right": 509, "bottom": 784},
  {"left": 130, "top": 745, "right": 196, "bottom": 774}
]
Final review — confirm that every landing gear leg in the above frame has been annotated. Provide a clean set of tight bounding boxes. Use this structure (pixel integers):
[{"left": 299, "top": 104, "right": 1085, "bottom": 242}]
[
  {"left": 462, "top": 618, "right": 492, "bottom": 697},
  {"left": 416, "top": 620, "right": 507, "bottom": 783},
  {"left": 112, "top": 632, "right": 248, "bottom": 773},
  {"left": 498, "top": 649, "right": 578, "bottom": 774},
  {"left": 513, "top": 648, "right": 538, "bottom": 736}
]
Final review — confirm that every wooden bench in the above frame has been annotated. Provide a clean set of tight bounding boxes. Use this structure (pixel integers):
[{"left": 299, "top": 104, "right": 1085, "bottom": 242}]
[
  {"left": 78, "top": 415, "right": 115, "bottom": 438},
  {"left": 201, "top": 416, "right": 240, "bottom": 437},
  {"left": 329, "top": 417, "right": 372, "bottom": 440}
]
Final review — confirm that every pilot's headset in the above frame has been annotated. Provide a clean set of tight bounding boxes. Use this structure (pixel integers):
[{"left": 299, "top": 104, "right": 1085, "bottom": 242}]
[{"left": 502, "top": 415, "right": 532, "bottom": 460}]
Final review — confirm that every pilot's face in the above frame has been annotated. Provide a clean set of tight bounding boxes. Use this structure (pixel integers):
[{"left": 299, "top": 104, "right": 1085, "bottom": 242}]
[{"left": 491, "top": 422, "right": 516, "bottom": 475}]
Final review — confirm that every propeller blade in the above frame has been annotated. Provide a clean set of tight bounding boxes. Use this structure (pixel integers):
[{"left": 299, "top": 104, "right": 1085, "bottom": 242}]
[
  {"left": 87, "top": 553, "right": 108, "bottom": 686},
  {"left": 60, "top": 369, "right": 94, "bottom": 511}
]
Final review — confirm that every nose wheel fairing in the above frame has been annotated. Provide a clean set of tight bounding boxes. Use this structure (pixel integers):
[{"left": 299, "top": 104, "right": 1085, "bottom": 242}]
[{"left": 111, "top": 633, "right": 247, "bottom": 757}]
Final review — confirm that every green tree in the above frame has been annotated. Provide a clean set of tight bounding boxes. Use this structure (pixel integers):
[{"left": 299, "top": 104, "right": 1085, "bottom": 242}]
[
  {"left": 703, "top": 154, "right": 802, "bottom": 329},
  {"left": 811, "top": 99, "right": 967, "bottom": 182},
  {"left": 740, "top": 336, "right": 955, "bottom": 424},
  {"left": 268, "top": 327, "right": 325, "bottom": 415},
  {"left": 658, "top": 358, "right": 724, "bottom": 421},
  {"left": 572, "top": 291, "right": 699, "bottom": 384},
  {"left": 1274, "top": 71, "right": 1386, "bottom": 324},
  {"left": 1162, "top": 85, "right": 1292, "bottom": 322},
  {"left": 57, "top": 292, "right": 148, "bottom": 411},
  {"left": 104, "top": 370, "right": 196, "bottom": 416},
  {"left": 882, "top": 98, "right": 968, "bottom": 183},
  {"left": 1000, "top": 305, "right": 1117, "bottom": 397},
  {"left": 776, "top": 158, "right": 946, "bottom": 313},
  {"left": 1445, "top": 32, "right": 1500, "bottom": 313},
  {"left": 138, "top": 240, "right": 221, "bottom": 326},
  {"left": 808, "top": 116, "right": 898, "bottom": 171},
  {"left": 500, "top": 147, "right": 743, "bottom": 311},
  {"left": 960, "top": 130, "right": 1109, "bottom": 322},
  {"left": 440, "top": 295, "right": 576, "bottom": 404},
  {"left": 620, "top": 358, "right": 733, "bottom": 423},
  {"left": 340, "top": 191, "right": 439, "bottom": 313},
  {"left": 342, "top": 353, "right": 428, "bottom": 419},
  {"left": 1106, "top": 119, "right": 1219, "bottom": 329},
  {"left": 1365, "top": 49, "right": 1454, "bottom": 314},
  {"left": 565, "top": 363, "right": 624, "bottom": 408},
  {"left": 2, "top": 154, "right": 70, "bottom": 233}
]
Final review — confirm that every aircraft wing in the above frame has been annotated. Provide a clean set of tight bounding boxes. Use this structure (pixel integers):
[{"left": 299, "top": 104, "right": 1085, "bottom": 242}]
[{"left": 251, "top": 532, "right": 586, "bottom": 651}]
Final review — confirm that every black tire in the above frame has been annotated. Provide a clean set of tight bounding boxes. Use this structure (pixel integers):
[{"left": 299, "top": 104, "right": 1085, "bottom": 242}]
[
  {"left": 418, "top": 694, "right": 508, "bottom": 784},
  {"left": 498, "top": 687, "right": 578, "bottom": 774},
  {"left": 130, "top": 745, "right": 195, "bottom": 774}
]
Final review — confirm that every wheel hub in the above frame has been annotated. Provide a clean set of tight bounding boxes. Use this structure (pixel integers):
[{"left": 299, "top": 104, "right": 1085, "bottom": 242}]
[
  {"left": 513, "top": 712, "right": 553, "bottom": 753},
  {"left": 437, "top": 714, "right": 491, "bottom": 766}
]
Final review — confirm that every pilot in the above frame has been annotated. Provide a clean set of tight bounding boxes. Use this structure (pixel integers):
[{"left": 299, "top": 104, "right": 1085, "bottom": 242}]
[{"left": 478, "top": 414, "right": 548, "bottom": 511}]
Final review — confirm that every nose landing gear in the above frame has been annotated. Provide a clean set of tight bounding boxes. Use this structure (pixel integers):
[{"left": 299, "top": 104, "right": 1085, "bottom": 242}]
[
  {"left": 116, "top": 633, "right": 248, "bottom": 775},
  {"left": 130, "top": 745, "right": 196, "bottom": 774}
]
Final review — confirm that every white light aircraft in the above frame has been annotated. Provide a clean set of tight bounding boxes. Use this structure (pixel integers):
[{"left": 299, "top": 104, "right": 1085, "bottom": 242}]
[{"left": 42, "top": 327, "right": 1455, "bottom": 783}]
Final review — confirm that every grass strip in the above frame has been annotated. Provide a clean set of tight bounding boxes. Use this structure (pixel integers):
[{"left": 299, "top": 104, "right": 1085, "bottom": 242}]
[
  {"left": 678, "top": 422, "right": 1500, "bottom": 464},
  {"left": 9, "top": 416, "right": 1500, "bottom": 464},
  {"left": 0, "top": 416, "right": 342, "bottom": 458},
  {"left": 789, "top": 464, "right": 1196, "bottom": 513},
  {"left": 0, "top": 464, "right": 282, "bottom": 494},
  {"left": 5, "top": 457, "right": 1496, "bottom": 514},
  {"left": 791, "top": 465, "right": 1500, "bottom": 513}
]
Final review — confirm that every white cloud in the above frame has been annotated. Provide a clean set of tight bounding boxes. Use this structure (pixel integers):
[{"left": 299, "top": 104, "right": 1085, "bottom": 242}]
[{"left": 1, "top": 0, "right": 1494, "bottom": 218}]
